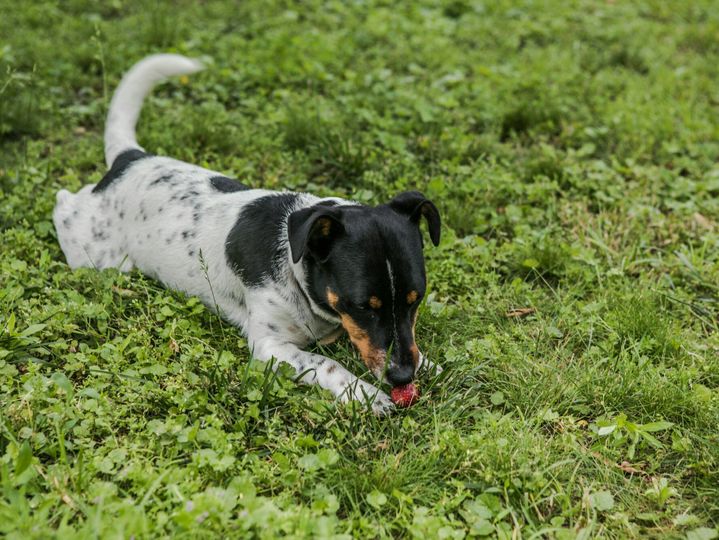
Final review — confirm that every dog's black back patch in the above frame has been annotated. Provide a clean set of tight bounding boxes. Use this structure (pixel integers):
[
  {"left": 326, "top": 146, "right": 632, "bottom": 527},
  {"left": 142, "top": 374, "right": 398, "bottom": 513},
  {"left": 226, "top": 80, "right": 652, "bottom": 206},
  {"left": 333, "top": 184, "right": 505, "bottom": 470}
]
[
  {"left": 210, "top": 176, "right": 251, "bottom": 193},
  {"left": 93, "top": 149, "right": 151, "bottom": 193},
  {"left": 226, "top": 193, "right": 299, "bottom": 286}
]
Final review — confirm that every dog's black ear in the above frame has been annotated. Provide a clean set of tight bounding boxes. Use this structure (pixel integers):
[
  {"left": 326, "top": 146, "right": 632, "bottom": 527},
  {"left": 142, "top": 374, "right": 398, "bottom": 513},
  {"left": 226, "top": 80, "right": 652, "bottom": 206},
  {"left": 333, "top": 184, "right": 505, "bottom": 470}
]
[
  {"left": 287, "top": 206, "right": 345, "bottom": 263},
  {"left": 389, "top": 191, "right": 441, "bottom": 246}
]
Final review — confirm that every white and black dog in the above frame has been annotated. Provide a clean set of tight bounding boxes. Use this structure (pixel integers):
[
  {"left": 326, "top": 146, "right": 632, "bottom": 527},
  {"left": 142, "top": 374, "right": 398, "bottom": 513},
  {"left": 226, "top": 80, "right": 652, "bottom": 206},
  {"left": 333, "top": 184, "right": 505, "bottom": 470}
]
[{"left": 53, "top": 55, "right": 441, "bottom": 414}]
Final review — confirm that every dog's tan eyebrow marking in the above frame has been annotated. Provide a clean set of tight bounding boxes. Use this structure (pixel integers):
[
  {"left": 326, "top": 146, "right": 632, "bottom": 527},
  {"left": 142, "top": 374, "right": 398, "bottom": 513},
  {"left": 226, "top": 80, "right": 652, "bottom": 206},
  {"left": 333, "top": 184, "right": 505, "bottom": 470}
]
[
  {"left": 369, "top": 296, "right": 382, "bottom": 309},
  {"left": 326, "top": 288, "right": 339, "bottom": 309},
  {"left": 410, "top": 310, "right": 420, "bottom": 367},
  {"left": 407, "top": 290, "right": 418, "bottom": 304}
]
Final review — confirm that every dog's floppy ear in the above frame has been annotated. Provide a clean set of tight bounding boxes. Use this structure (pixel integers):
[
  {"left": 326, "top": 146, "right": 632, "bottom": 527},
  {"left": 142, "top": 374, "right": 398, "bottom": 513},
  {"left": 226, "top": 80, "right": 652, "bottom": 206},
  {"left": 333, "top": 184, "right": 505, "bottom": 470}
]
[
  {"left": 389, "top": 191, "right": 441, "bottom": 246},
  {"left": 287, "top": 205, "right": 345, "bottom": 263}
]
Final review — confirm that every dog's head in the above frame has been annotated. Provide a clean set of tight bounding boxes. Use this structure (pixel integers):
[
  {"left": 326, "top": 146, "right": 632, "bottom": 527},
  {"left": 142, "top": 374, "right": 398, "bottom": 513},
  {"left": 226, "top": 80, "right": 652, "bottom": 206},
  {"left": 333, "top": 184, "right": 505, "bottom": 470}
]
[{"left": 288, "top": 191, "right": 440, "bottom": 386}]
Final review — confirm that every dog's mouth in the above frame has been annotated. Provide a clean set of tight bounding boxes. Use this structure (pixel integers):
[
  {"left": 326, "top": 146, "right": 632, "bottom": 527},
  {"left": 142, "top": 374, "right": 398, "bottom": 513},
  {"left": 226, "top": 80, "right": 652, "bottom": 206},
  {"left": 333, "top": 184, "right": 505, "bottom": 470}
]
[{"left": 337, "top": 317, "right": 424, "bottom": 386}]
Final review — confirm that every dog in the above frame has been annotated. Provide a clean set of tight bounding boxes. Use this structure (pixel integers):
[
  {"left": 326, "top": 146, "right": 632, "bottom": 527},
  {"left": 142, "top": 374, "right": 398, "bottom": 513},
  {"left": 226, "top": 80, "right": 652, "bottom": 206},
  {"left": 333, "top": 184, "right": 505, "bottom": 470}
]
[{"left": 53, "top": 54, "right": 442, "bottom": 414}]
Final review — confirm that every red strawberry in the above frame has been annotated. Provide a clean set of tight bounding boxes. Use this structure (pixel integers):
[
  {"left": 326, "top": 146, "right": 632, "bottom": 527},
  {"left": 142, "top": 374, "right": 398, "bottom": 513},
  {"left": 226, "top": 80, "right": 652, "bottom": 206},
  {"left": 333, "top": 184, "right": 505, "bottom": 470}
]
[{"left": 390, "top": 383, "right": 420, "bottom": 408}]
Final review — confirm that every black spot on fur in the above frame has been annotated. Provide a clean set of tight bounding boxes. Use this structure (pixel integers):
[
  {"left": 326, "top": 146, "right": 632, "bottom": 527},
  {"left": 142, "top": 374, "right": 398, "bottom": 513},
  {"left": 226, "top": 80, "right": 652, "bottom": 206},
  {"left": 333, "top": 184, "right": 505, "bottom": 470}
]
[
  {"left": 93, "top": 149, "right": 151, "bottom": 193},
  {"left": 188, "top": 249, "right": 195, "bottom": 257},
  {"left": 180, "top": 190, "right": 199, "bottom": 201},
  {"left": 92, "top": 227, "right": 108, "bottom": 241},
  {"left": 182, "top": 230, "right": 195, "bottom": 240},
  {"left": 267, "top": 323, "right": 279, "bottom": 333},
  {"left": 228, "top": 290, "right": 246, "bottom": 306},
  {"left": 225, "top": 193, "right": 299, "bottom": 287},
  {"left": 149, "top": 174, "right": 173, "bottom": 187},
  {"left": 210, "top": 176, "right": 250, "bottom": 193}
]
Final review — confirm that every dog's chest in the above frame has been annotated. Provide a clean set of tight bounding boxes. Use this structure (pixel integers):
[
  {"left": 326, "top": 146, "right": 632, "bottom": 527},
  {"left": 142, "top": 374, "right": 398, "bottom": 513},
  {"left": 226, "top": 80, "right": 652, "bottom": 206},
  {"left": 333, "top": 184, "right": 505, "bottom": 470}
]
[{"left": 250, "top": 286, "right": 341, "bottom": 346}]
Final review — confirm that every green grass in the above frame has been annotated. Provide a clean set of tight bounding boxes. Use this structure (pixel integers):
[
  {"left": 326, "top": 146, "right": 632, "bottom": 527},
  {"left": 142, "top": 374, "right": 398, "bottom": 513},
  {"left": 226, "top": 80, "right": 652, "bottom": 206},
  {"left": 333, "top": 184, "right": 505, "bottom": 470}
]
[{"left": 1, "top": 0, "right": 719, "bottom": 537}]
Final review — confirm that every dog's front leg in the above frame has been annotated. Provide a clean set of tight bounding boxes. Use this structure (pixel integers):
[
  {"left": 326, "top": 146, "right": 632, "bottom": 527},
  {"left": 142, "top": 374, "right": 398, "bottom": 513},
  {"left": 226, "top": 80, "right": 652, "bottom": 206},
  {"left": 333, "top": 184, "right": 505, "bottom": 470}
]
[{"left": 249, "top": 335, "right": 394, "bottom": 415}]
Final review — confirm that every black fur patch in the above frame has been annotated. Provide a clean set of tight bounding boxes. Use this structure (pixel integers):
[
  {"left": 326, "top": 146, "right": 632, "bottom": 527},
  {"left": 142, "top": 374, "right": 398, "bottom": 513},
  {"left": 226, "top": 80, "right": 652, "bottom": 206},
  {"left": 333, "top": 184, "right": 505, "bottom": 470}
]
[
  {"left": 225, "top": 193, "right": 298, "bottom": 286},
  {"left": 210, "top": 176, "right": 250, "bottom": 193},
  {"left": 93, "top": 149, "right": 151, "bottom": 193}
]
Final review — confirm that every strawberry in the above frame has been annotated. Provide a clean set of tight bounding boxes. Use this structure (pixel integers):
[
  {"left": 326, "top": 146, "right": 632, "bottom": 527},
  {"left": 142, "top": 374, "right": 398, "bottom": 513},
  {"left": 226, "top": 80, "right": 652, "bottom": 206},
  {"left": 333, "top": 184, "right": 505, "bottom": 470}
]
[{"left": 390, "top": 383, "right": 420, "bottom": 408}]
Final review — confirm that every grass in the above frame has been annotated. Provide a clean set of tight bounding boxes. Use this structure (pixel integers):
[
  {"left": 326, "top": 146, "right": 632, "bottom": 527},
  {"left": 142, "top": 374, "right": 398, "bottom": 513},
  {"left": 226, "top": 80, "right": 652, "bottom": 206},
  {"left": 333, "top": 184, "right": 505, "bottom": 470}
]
[{"left": 1, "top": 0, "right": 718, "bottom": 537}]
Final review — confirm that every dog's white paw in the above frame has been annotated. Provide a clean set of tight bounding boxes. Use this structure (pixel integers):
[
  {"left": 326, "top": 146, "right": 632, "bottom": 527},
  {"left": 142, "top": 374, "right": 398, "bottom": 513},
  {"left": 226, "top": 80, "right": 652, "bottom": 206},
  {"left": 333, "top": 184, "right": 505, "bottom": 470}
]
[
  {"left": 340, "top": 379, "right": 395, "bottom": 415},
  {"left": 369, "top": 390, "right": 395, "bottom": 416}
]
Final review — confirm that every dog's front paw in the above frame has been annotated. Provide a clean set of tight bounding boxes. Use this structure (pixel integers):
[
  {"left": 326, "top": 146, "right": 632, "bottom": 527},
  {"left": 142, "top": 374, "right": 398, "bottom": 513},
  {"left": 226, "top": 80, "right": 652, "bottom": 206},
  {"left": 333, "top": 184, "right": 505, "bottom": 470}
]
[
  {"left": 369, "top": 390, "right": 395, "bottom": 416},
  {"left": 341, "top": 379, "right": 395, "bottom": 416}
]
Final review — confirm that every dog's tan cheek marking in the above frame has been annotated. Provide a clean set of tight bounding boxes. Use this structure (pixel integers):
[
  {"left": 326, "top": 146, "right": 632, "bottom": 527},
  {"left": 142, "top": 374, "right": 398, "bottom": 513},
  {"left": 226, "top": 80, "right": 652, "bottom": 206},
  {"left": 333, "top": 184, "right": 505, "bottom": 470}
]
[
  {"left": 340, "top": 314, "right": 385, "bottom": 373},
  {"left": 327, "top": 288, "right": 339, "bottom": 309},
  {"left": 326, "top": 287, "right": 385, "bottom": 373},
  {"left": 407, "top": 290, "right": 418, "bottom": 304},
  {"left": 369, "top": 296, "right": 382, "bottom": 309},
  {"left": 410, "top": 309, "right": 420, "bottom": 367},
  {"left": 409, "top": 343, "right": 420, "bottom": 368}
]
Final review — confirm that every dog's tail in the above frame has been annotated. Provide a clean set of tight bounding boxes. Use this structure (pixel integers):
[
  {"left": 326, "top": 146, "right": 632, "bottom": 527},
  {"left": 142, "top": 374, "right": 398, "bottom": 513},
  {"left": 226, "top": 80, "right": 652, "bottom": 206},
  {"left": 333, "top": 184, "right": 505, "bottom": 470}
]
[{"left": 104, "top": 54, "right": 204, "bottom": 168}]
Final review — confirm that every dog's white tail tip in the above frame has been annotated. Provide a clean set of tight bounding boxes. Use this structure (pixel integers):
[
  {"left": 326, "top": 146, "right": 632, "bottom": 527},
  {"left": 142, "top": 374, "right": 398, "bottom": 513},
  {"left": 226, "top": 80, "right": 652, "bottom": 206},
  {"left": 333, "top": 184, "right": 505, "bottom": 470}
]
[{"left": 103, "top": 54, "right": 206, "bottom": 168}]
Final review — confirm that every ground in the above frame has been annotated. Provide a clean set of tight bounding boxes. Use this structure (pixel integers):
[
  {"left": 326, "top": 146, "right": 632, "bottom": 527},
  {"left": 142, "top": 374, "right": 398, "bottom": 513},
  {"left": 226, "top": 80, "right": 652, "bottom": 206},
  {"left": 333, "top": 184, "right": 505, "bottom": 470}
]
[{"left": 1, "top": 1, "right": 718, "bottom": 538}]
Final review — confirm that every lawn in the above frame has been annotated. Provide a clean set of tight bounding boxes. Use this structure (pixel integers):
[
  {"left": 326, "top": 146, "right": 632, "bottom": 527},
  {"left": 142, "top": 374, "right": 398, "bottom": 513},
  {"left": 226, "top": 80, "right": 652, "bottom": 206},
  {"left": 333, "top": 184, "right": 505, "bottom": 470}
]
[{"left": 1, "top": 0, "right": 719, "bottom": 537}]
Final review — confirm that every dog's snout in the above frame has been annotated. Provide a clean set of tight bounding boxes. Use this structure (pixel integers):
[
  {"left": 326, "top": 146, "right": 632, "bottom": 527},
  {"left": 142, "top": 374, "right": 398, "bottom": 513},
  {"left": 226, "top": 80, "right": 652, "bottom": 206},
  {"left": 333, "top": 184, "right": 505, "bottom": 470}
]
[{"left": 387, "top": 363, "right": 414, "bottom": 386}]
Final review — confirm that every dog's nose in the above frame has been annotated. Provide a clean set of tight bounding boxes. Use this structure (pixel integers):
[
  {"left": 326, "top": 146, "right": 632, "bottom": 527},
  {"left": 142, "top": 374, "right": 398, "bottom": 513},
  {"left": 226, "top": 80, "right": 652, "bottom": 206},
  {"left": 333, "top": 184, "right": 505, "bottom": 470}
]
[{"left": 387, "top": 363, "right": 414, "bottom": 386}]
